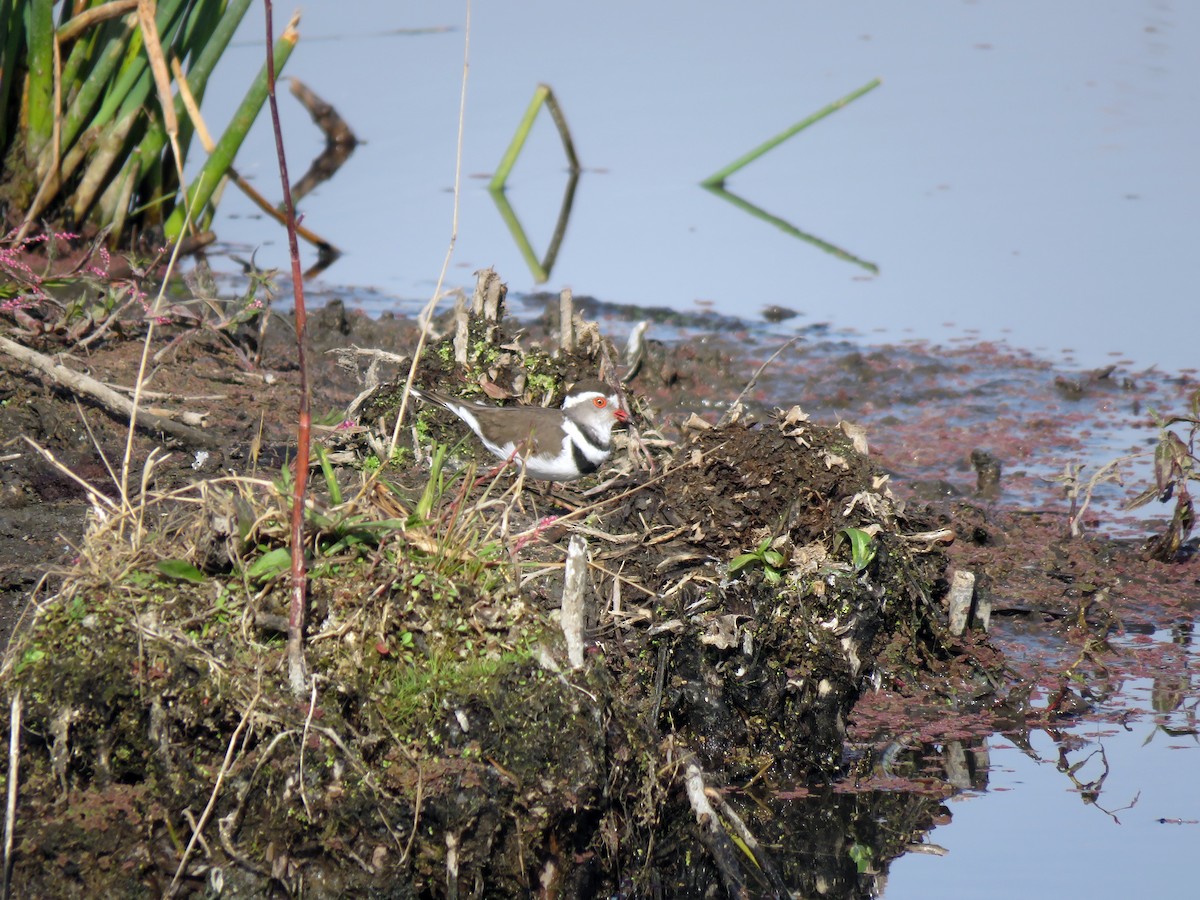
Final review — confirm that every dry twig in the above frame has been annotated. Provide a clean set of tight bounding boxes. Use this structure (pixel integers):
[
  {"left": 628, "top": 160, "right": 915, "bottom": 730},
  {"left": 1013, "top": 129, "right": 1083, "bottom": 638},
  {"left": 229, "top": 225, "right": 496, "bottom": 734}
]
[
  {"left": 3, "top": 690, "right": 21, "bottom": 900},
  {"left": 0, "top": 336, "right": 214, "bottom": 445}
]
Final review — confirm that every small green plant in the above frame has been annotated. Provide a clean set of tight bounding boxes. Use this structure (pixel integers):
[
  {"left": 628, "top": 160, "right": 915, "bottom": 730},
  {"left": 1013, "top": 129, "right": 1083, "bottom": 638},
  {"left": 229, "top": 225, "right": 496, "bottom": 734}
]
[
  {"left": 729, "top": 536, "right": 787, "bottom": 585},
  {"left": 246, "top": 546, "right": 291, "bottom": 583},
  {"left": 314, "top": 445, "right": 343, "bottom": 505},
  {"left": 155, "top": 559, "right": 206, "bottom": 583},
  {"left": 848, "top": 842, "right": 874, "bottom": 874},
  {"left": 837, "top": 527, "right": 877, "bottom": 572}
]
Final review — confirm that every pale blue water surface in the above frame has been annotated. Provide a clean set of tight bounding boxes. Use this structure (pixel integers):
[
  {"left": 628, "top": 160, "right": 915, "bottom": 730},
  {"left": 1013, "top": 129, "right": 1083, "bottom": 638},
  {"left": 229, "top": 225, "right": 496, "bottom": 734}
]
[{"left": 196, "top": 0, "right": 1198, "bottom": 374}]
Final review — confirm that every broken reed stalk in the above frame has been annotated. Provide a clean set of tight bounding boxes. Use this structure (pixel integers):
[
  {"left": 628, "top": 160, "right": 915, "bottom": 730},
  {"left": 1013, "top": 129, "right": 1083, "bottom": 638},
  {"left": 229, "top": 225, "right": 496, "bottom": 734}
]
[
  {"left": 263, "top": 0, "right": 311, "bottom": 697},
  {"left": 701, "top": 77, "right": 882, "bottom": 187},
  {"left": 163, "top": 15, "right": 298, "bottom": 241},
  {"left": 488, "top": 82, "right": 579, "bottom": 192},
  {"left": 560, "top": 535, "right": 589, "bottom": 669},
  {"left": 169, "top": 57, "right": 338, "bottom": 256},
  {"left": 559, "top": 287, "right": 575, "bottom": 353},
  {"left": 947, "top": 570, "right": 976, "bottom": 636},
  {"left": 683, "top": 761, "right": 748, "bottom": 896}
]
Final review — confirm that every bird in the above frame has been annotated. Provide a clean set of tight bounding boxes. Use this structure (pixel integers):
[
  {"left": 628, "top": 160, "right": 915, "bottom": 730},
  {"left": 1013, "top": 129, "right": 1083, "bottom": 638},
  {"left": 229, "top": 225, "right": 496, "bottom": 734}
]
[{"left": 408, "top": 378, "right": 629, "bottom": 482}]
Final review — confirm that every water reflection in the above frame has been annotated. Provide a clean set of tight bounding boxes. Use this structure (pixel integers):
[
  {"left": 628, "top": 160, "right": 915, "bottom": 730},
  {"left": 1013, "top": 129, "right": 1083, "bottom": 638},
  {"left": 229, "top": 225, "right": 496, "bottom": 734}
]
[
  {"left": 879, "top": 620, "right": 1200, "bottom": 899},
  {"left": 489, "top": 169, "right": 579, "bottom": 283},
  {"left": 702, "top": 182, "right": 880, "bottom": 273}
]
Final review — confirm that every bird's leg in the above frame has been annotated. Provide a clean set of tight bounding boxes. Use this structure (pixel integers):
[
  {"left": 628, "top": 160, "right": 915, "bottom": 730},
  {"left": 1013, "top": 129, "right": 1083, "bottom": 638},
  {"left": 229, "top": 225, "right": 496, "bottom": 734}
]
[{"left": 472, "top": 447, "right": 521, "bottom": 491}]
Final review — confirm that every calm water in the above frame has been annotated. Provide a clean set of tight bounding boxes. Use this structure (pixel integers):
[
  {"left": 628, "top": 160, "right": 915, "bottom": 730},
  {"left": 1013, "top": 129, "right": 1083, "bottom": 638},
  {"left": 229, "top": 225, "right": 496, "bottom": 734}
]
[
  {"left": 192, "top": 3, "right": 1199, "bottom": 895},
  {"left": 883, "top": 625, "right": 1200, "bottom": 899},
  {"left": 196, "top": 0, "right": 1198, "bottom": 374},
  {"left": 887, "top": 716, "right": 1200, "bottom": 899}
]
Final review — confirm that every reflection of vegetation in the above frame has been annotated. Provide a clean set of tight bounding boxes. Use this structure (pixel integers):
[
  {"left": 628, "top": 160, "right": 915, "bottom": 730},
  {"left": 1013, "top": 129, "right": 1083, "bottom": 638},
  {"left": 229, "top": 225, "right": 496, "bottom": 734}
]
[
  {"left": 487, "top": 170, "right": 578, "bottom": 283},
  {"left": 487, "top": 83, "right": 581, "bottom": 283},
  {"left": 0, "top": 0, "right": 292, "bottom": 243},
  {"left": 703, "top": 183, "right": 879, "bottom": 273},
  {"left": 699, "top": 79, "right": 881, "bottom": 273}
]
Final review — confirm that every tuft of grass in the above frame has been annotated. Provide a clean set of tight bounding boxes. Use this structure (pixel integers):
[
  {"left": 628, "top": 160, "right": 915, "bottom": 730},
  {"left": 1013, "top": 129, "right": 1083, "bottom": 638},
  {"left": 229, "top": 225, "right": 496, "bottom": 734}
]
[{"left": 729, "top": 536, "right": 787, "bottom": 585}]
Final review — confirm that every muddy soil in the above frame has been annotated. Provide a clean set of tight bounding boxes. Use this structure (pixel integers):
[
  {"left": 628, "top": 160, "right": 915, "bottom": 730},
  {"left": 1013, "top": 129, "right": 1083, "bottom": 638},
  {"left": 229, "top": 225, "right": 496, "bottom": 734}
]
[
  {"left": 0, "top": 299, "right": 420, "bottom": 649},
  {"left": 0, "top": 280, "right": 1196, "bottom": 897}
]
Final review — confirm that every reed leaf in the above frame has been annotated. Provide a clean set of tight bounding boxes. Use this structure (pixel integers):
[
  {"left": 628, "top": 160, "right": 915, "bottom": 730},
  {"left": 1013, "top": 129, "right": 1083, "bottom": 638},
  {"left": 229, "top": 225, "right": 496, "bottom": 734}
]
[
  {"left": 97, "top": 153, "right": 140, "bottom": 237},
  {"left": 60, "top": 16, "right": 136, "bottom": 152},
  {"left": 57, "top": 6, "right": 103, "bottom": 90},
  {"left": 91, "top": 0, "right": 185, "bottom": 128},
  {"left": 137, "top": 0, "right": 253, "bottom": 207},
  {"left": 163, "top": 20, "right": 298, "bottom": 241},
  {"left": 71, "top": 105, "right": 139, "bottom": 221},
  {"left": 0, "top": 0, "right": 25, "bottom": 149},
  {"left": 173, "top": 0, "right": 230, "bottom": 161},
  {"left": 22, "top": 0, "right": 55, "bottom": 161}
]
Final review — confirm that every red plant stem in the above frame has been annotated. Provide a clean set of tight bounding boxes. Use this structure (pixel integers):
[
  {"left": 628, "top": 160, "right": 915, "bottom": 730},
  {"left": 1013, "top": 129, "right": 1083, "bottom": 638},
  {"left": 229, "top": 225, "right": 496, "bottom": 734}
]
[{"left": 264, "top": 0, "right": 310, "bottom": 693}]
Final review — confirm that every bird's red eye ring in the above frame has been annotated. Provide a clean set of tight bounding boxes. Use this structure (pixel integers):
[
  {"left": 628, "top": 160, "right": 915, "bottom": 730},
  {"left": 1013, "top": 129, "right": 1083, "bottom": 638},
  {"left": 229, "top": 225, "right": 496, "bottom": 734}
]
[{"left": 593, "top": 397, "right": 608, "bottom": 409}]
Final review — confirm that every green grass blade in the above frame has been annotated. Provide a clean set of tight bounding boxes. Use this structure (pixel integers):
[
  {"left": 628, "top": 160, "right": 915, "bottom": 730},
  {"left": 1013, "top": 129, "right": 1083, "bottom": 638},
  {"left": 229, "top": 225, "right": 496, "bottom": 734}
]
[
  {"left": 314, "top": 445, "right": 343, "bottom": 506},
  {"left": 71, "top": 105, "right": 139, "bottom": 220},
  {"left": 118, "top": 0, "right": 191, "bottom": 121},
  {"left": 178, "top": 0, "right": 223, "bottom": 53},
  {"left": 175, "top": 0, "right": 253, "bottom": 95},
  {"left": 135, "top": 0, "right": 253, "bottom": 210},
  {"left": 56, "top": 5, "right": 102, "bottom": 91},
  {"left": 60, "top": 17, "right": 136, "bottom": 152},
  {"left": 102, "top": 0, "right": 188, "bottom": 125},
  {"left": 173, "top": 0, "right": 228, "bottom": 160},
  {"left": 96, "top": 152, "right": 140, "bottom": 232},
  {"left": 414, "top": 445, "right": 448, "bottom": 523}
]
